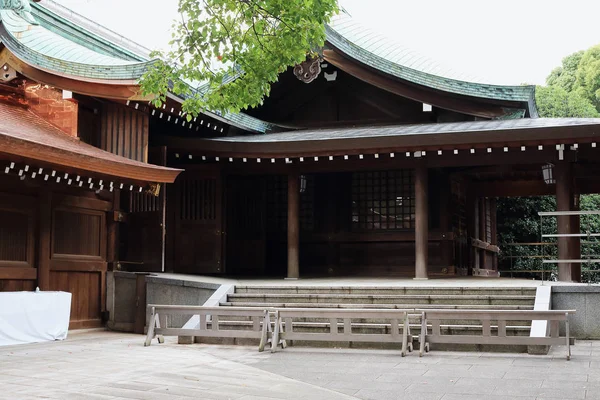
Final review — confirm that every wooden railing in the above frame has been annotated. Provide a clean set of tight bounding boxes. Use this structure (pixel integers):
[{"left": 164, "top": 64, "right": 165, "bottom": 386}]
[
  {"left": 417, "top": 309, "right": 575, "bottom": 360},
  {"left": 270, "top": 308, "right": 413, "bottom": 356}
]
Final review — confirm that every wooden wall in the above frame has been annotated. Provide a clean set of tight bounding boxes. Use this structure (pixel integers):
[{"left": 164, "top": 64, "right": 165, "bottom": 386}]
[
  {"left": 0, "top": 175, "right": 111, "bottom": 329},
  {"left": 100, "top": 103, "right": 149, "bottom": 162}
]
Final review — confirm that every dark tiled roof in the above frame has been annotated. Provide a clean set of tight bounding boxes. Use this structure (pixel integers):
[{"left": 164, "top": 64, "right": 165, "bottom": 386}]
[
  {"left": 212, "top": 119, "right": 600, "bottom": 144},
  {"left": 176, "top": 118, "right": 600, "bottom": 157}
]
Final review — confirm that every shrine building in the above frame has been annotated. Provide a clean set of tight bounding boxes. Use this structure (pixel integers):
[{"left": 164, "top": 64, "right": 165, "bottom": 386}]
[{"left": 1, "top": 0, "right": 600, "bottom": 328}]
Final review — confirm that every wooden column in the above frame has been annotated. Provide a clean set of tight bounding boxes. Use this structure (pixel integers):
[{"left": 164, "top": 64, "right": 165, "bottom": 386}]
[
  {"left": 555, "top": 162, "right": 575, "bottom": 282},
  {"left": 37, "top": 191, "right": 52, "bottom": 291},
  {"left": 415, "top": 165, "right": 428, "bottom": 279},
  {"left": 287, "top": 173, "right": 300, "bottom": 279}
]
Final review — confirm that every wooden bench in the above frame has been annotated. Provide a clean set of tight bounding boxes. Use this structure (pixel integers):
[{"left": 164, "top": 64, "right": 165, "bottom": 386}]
[
  {"left": 144, "top": 305, "right": 273, "bottom": 351},
  {"left": 417, "top": 309, "right": 575, "bottom": 360},
  {"left": 271, "top": 308, "right": 413, "bottom": 356}
]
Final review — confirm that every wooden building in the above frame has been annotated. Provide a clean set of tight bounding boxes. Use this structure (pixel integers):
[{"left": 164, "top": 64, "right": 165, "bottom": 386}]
[{"left": 1, "top": 1, "right": 600, "bottom": 332}]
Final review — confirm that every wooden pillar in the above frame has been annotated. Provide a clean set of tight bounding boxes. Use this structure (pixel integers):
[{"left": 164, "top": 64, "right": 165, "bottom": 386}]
[
  {"left": 287, "top": 173, "right": 300, "bottom": 279},
  {"left": 37, "top": 191, "right": 52, "bottom": 291},
  {"left": 555, "top": 162, "right": 575, "bottom": 281},
  {"left": 415, "top": 165, "right": 428, "bottom": 279}
]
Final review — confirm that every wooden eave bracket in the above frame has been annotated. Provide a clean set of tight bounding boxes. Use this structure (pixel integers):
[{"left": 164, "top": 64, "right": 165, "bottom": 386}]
[{"left": 471, "top": 238, "right": 500, "bottom": 253}]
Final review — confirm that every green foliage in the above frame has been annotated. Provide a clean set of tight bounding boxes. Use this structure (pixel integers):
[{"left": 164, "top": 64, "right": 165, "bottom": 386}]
[
  {"left": 535, "top": 86, "right": 599, "bottom": 118},
  {"left": 546, "top": 51, "right": 584, "bottom": 92},
  {"left": 497, "top": 196, "right": 556, "bottom": 272},
  {"left": 574, "top": 44, "right": 600, "bottom": 112},
  {"left": 500, "top": 43, "right": 600, "bottom": 279},
  {"left": 139, "top": 0, "right": 339, "bottom": 117}
]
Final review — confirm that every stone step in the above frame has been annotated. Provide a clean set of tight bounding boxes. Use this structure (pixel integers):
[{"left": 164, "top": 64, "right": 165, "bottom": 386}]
[
  {"left": 234, "top": 286, "right": 537, "bottom": 296},
  {"left": 227, "top": 294, "right": 536, "bottom": 305},
  {"left": 221, "top": 301, "right": 535, "bottom": 310}
]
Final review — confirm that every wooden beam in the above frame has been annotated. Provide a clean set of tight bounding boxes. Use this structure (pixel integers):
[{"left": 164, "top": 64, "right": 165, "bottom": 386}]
[
  {"left": 415, "top": 164, "right": 428, "bottom": 279},
  {"left": 37, "top": 191, "right": 51, "bottom": 290},
  {"left": 49, "top": 260, "right": 107, "bottom": 272},
  {"left": 287, "top": 173, "right": 300, "bottom": 279},
  {"left": 0, "top": 267, "right": 37, "bottom": 280},
  {"left": 471, "top": 238, "right": 500, "bottom": 254}
]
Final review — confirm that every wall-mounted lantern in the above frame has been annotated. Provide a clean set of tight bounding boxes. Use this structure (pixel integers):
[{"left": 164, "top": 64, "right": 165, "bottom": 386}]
[
  {"left": 542, "top": 163, "right": 555, "bottom": 185},
  {"left": 300, "top": 175, "right": 307, "bottom": 193}
]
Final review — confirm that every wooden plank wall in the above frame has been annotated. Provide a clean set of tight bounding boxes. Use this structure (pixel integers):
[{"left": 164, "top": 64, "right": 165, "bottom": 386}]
[
  {"left": 0, "top": 174, "right": 111, "bottom": 329},
  {"left": 100, "top": 103, "right": 149, "bottom": 162}
]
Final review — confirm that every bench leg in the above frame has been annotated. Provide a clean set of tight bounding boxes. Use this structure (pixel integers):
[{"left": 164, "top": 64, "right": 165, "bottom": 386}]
[
  {"left": 566, "top": 317, "right": 571, "bottom": 361},
  {"left": 419, "top": 313, "right": 427, "bottom": 357},
  {"left": 401, "top": 314, "right": 409, "bottom": 357},
  {"left": 258, "top": 311, "right": 269, "bottom": 352},
  {"left": 271, "top": 313, "right": 281, "bottom": 353},
  {"left": 144, "top": 309, "right": 157, "bottom": 347}
]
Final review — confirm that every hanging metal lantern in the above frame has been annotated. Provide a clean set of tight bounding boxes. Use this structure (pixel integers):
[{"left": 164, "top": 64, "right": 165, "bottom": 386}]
[
  {"left": 299, "top": 175, "right": 307, "bottom": 193},
  {"left": 542, "top": 163, "right": 555, "bottom": 185}
]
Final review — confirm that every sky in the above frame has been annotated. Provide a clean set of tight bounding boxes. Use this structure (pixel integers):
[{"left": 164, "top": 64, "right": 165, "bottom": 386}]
[{"left": 52, "top": 0, "right": 600, "bottom": 85}]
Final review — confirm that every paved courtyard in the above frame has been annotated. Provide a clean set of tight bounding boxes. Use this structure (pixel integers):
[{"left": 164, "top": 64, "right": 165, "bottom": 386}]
[{"left": 1, "top": 331, "right": 600, "bottom": 400}]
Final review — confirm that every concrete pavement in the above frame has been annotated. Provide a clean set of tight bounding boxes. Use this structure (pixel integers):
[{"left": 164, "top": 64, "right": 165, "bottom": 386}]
[{"left": 2, "top": 330, "right": 600, "bottom": 400}]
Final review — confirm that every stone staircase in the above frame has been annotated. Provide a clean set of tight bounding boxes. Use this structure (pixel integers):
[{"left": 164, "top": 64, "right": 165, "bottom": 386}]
[{"left": 205, "top": 285, "right": 537, "bottom": 351}]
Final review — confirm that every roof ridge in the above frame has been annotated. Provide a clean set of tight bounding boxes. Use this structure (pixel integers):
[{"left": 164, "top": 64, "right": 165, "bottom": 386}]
[{"left": 35, "top": 0, "right": 152, "bottom": 61}]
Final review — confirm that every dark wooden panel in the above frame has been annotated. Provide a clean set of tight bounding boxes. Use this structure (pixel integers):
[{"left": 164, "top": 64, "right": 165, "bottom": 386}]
[
  {"left": 50, "top": 260, "right": 107, "bottom": 272},
  {"left": 0, "top": 193, "right": 35, "bottom": 268},
  {"left": 0, "top": 267, "right": 37, "bottom": 280},
  {"left": 173, "top": 171, "right": 223, "bottom": 274},
  {"left": 53, "top": 194, "right": 112, "bottom": 212},
  {"left": 124, "top": 147, "right": 167, "bottom": 272},
  {"left": 0, "top": 279, "right": 36, "bottom": 292},
  {"left": 50, "top": 271, "right": 102, "bottom": 328},
  {"left": 52, "top": 208, "right": 105, "bottom": 258},
  {"left": 0, "top": 210, "right": 31, "bottom": 266},
  {"left": 100, "top": 103, "right": 148, "bottom": 162},
  {"left": 225, "top": 176, "right": 266, "bottom": 275}
]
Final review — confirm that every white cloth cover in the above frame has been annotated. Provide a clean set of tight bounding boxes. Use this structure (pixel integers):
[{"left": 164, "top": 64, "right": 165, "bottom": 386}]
[{"left": 0, "top": 291, "right": 72, "bottom": 347}]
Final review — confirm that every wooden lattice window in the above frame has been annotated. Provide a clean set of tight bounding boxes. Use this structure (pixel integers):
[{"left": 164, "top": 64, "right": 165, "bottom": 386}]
[
  {"left": 266, "top": 175, "right": 315, "bottom": 232},
  {"left": 52, "top": 209, "right": 104, "bottom": 259},
  {"left": 351, "top": 170, "right": 415, "bottom": 230},
  {"left": 266, "top": 176, "right": 287, "bottom": 232},
  {"left": 179, "top": 178, "right": 217, "bottom": 221}
]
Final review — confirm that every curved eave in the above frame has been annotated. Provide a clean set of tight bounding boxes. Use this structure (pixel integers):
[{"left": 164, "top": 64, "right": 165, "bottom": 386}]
[
  {"left": 0, "top": 22, "right": 151, "bottom": 81},
  {"left": 0, "top": 48, "right": 149, "bottom": 101},
  {"left": 0, "top": 102, "right": 182, "bottom": 184},
  {"left": 159, "top": 119, "right": 600, "bottom": 158},
  {"left": 325, "top": 25, "right": 537, "bottom": 117}
]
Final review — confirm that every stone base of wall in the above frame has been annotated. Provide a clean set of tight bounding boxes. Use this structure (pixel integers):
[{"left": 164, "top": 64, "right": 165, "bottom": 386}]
[{"left": 552, "top": 285, "right": 600, "bottom": 339}]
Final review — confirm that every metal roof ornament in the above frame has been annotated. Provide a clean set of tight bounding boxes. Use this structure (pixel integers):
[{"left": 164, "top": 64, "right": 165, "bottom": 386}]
[
  {"left": 0, "top": 0, "right": 39, "bottom": 25},
  {"left": 293, "top": 57, "right": 322, "bottom": 84}
]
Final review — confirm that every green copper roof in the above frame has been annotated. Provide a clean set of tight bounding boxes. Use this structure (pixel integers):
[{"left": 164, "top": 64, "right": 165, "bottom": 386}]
[
  {"left": 0, "top": 1, "right": 275, "bottom": 133},
  {"left": 0, "top": 1, "right": 537, "bottom": 132},
  {"left": 326, "top": 17, "right": 535, "bottom": 105},
  {"left": 0, "top": 9, "right": 150, "bottom": 79}
]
